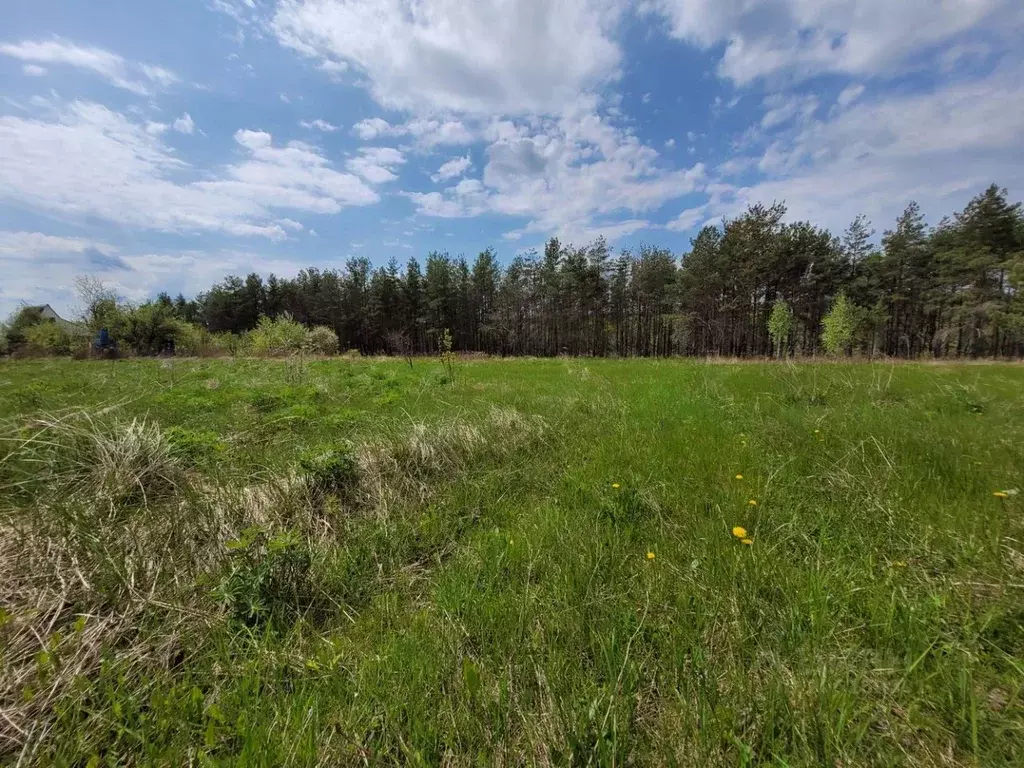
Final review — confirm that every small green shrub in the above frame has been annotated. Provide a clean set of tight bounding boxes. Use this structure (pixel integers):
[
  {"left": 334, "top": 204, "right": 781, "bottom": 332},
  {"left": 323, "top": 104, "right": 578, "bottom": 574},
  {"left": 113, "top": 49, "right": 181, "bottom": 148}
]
[
  {"left": 217, "top": 527, "right": 316, "bottom": 627},
  {"left": 297, "top": 443, "right": 359, "bottom": 496}
]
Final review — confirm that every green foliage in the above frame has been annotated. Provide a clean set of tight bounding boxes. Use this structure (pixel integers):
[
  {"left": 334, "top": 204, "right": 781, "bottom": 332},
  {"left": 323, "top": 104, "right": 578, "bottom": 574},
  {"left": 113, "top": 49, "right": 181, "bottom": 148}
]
[
  {"left": 0, "top": 324, "right": 8, "bottom": 355},
  {"left": 304, "top": 325, "right": 339, "bottom": 356},
  {"left": 438, "top": 327, "right": 456, "bottom": 385},
  {"left": 5, "top": 306, "right": 45, "bottom": 348},
  {"left": 165, "top": 426, "right": 227, "bottom": 466},
  {"left": 24, "top": 320, "right": 76, "bottom": 356},
  {"left": 821, "top": 293, "right": 857, "bottom": 356},
  {"left": 217, "top": 526, "right": 315, "bottom": 627},
  {"left": 767, "top": 298, "right": 793, "bottom": 358},
  {"left": 174, "top": 322, "right": 229, "bottom": 357},
  {"left": 248, "top": 314, "right": 308, "bottom": 356},
  {"left": 114, "top": 302, "right": 181, "bottom": 355},
  {"left": 297, "top": 443, "right": 359, "bottom": 496}
]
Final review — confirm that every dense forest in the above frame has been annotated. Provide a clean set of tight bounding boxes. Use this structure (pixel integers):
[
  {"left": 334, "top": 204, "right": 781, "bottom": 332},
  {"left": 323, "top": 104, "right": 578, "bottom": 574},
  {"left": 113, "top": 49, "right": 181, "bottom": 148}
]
[{"left": 7, "top": 185, "right": 1024, "bottom": 358}]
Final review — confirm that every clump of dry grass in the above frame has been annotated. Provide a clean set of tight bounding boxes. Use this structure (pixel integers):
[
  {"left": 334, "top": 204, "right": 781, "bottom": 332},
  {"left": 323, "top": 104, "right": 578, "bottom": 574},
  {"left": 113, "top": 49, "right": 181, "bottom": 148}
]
[
  {"left": 0, "top": 405, "right": 548, "bottom": 759},
  {"left": 0, "top": 413, "right": 210, "bottom": 758},
  {"left": 357, "top": 407, "right": 547, "bottom": 514},
  {"left": 4, "top": 411, "right": 183, "bottom": 509}
]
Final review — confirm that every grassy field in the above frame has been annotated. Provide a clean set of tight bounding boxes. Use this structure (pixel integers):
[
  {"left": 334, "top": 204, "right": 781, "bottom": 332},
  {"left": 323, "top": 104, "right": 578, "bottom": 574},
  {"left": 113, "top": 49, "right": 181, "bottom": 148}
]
[{"left": 1, "top": 357, "right": 1023, "bottom": 766}]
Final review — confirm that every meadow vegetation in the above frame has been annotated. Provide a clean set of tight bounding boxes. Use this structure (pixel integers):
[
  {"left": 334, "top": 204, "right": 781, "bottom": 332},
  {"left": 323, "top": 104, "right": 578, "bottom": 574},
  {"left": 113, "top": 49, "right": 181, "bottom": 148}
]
[{"left": 1, "top": 356, "right": 1023, "bottom": 765}]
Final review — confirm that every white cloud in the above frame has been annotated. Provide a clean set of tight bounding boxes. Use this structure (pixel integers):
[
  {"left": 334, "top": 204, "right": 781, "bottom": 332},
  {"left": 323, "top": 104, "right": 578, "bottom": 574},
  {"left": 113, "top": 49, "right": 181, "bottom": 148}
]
[
  {"left": 352, "top": 117, "right": 392, "bottom": 140},
  {"left": 836, "top": 84, "right": 865, "bottom": 108},
  {"left": 273, "top": 0, "right": 624, "bottom": 114},
  {"left": 665, "top": 206, "right": 708, "bottom": 232},
  {"left": 664, "top": 138, "right": 675, "bottom": 148},
  {"left": 300, "top": 118, "right": 339, "bottom": 132},
  {"left": 172, "top": 112, "right": 195, "bottom": 134},
  {"left": 145, "top": 121, "right": 169, "bottom": 135},
  {"left": 352, "top": 115, "right": 475, "bottom": 148},
  {"left": 0, "top": 38, "right": 179, "bottom": 95},
  {"left": 652, "top": 0, "right": 1016, "bottom": 85},
  {"left": 0, "top": 230, "right": 111, "bottom": 259},
  {"left": 432, "top": 155, "right": 472, "bottom": 182},
  {"left": 407, "top": 107, "right": 705, "bottom": 242},
  {"left": 0, "top": 100, "right": 379, "bottom": 241},
  {"left": 674, "top": 63, "right": 1024, "bottom": 234},
  {"left": 22, "top": 64, "right": 47, "bottom": 76},
  {"left": 760, "top": 93, "right": 818, "bottom": 129},
  {"left": 346, "top": 146, "right": 406, "bottom": 183}
]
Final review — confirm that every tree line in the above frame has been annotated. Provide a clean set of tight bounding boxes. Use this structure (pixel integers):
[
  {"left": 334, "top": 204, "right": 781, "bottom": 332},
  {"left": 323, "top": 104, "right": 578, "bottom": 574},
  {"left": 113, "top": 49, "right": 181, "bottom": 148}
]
[{"left": 5, "top": 185, "right": 1023, "bottom": 359}]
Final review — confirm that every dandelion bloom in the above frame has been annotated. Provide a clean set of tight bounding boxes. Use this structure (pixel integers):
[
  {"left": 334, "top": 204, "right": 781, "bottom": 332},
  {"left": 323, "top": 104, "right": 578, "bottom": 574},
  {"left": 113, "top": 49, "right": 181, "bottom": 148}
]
[
  {"left": 735, "top": 474, "right": 743, "bottom": 480},
  {"left": 747, "top": 499, "right": 758, "bottom": 506},
  {"left": 741, "top": 538, "right": 754, "bottom": 546},
  {"left": 646, "top": 551, "right": 655, "bottom": 560},
  {"left": 612, "top": 482, "right": 621, "bottom": 489},
  {"left": 993, "top": 491, "right": 1009, "bottom": 498},
  {"left": 731, "top": 526, "right": 747, "bottom": 538}
]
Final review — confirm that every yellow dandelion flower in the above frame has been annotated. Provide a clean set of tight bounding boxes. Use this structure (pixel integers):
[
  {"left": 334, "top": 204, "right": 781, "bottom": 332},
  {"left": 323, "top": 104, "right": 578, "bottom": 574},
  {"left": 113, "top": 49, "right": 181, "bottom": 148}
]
[
  {"left": 993, "top": 491, "right": 1009, "bottom": 499},
  {"left": 735, "top": 474, "right": 743, "bottom": 480},
  {"left": 611, "top": 482, "right": 621, "bottom": 489},
  {"left": 747, "top": 499, "right": 758, "bottom": 506},
  {"left": 731, "top": 526, "right": 747, "bottom": 538},
  {"left": 646, "top": 551, "right": 656, "bottom": 560},
  {"left": 740, "top": 538, "right": 754, "bottom": 546}
]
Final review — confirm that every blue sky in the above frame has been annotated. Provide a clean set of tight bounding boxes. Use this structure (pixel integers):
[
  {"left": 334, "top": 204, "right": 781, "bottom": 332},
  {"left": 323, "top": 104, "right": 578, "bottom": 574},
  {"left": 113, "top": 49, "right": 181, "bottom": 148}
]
[{"left": 2, "top": 0, "right": 1022, "bottom": 318}]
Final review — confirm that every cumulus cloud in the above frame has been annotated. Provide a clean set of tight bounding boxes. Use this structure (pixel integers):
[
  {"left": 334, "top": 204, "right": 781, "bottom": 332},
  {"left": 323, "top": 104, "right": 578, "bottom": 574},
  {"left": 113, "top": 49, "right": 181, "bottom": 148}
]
[
  {"left": 346, "top": 146, "right": 406, "bottom": 183},
  {"left": 351, "top": 116, "right": 475, "bottom": 148},
  {"left": 0, "top": 38, "right": 179, "bottom": 95},
  {"left": 407, "top": 107, "right": 704, "bottom": 242},
  {"left": 300, "top": 118, "right": 339, "bottom": 132},
  {"left": 172, "top": 112, "right": 195, "bottom": 134},
  {"left": 273, "top": 0, "right": 624, "bottom": 114},
  {"left": 431, "top": 155, "right": 472, "bottom": 182},
  {"left": 0, "top": 100, "right": 379, "bottom": 240}
]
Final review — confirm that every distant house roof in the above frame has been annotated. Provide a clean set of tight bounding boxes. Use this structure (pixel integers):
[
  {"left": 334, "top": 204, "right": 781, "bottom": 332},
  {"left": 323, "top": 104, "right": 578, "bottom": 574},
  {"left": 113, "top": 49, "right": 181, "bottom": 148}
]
[{"left": 28, "top": 304, "right": 63, "bottom": 322}]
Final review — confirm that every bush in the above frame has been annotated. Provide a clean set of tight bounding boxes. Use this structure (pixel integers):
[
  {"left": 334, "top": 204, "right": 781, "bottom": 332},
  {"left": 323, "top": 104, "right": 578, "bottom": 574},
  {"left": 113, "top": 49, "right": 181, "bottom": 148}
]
[
  {"left": 0, "top": 324, "right": 9, "bottom": 355},
  {"left": 249, "top": 315, "right": 307, "bottom": 356},
  {"left": 297, "top": 443, "right": 359, "bottom": 496},
  {"left": 115, "top": 302, "right": 180, "bottom": 355},
  {"left": 174, "top": 322, "right": 215, "bottom": 356},
  {"left": 5, "top": 306, "right": 45, "bottom": 348},
  {"left": 217, "top": 526, "right": 316, "bottom": 627},
  {"left": 24, "top": 320, "right": 76, "bottom": 356},
  {"left": 305, "top": 325, "right": 339, "bottom": 355}
]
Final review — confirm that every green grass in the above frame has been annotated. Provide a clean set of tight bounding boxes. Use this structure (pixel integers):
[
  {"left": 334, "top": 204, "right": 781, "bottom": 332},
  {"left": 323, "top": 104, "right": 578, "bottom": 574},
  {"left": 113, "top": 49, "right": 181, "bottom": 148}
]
[{"left": 1, "top": 357, "right": 1023, "bottom": 765}]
